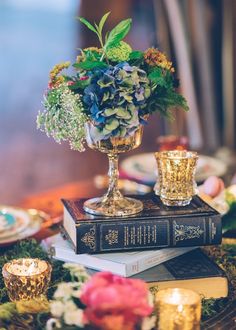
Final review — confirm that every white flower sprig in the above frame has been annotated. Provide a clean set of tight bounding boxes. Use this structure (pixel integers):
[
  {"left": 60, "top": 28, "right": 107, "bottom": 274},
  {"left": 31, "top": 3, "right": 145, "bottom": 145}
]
[
  {"left": 46, "top": 264, "right": 89, "bottom": 330},
  {"left": 37, "top": 83, "right": 88, "bottom": 152}
]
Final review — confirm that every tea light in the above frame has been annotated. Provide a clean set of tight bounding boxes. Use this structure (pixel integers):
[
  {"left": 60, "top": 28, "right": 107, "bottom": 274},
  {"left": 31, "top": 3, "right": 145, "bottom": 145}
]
[
  {"left": 2, "top": 258, "right": 52, "bottom": 301},
  {"left": 155, "top": 288, "right": 201, "bottom": 330}
]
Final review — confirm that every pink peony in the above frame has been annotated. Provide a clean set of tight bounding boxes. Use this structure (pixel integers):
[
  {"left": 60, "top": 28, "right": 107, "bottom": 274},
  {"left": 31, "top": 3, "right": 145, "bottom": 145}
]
[{"left": 80, "top": 272, "right": 153, "bottom": 330}]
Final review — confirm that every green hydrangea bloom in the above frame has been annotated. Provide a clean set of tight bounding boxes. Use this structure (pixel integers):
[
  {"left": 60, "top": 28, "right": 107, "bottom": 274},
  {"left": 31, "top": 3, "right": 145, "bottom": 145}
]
[{"left": 107, "top": 41, "right": 132, "bottom": 62}]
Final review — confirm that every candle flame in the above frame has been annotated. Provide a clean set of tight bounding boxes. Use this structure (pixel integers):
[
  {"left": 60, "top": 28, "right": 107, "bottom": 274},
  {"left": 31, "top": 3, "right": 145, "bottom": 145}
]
[{"left": 27, "top": 262, "right": 37, "bottom": 275}]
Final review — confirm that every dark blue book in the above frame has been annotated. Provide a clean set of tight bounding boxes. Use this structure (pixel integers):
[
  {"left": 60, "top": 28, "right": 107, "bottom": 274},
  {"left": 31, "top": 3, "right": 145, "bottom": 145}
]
[
  {"left": 62, "top": 194, "right": 222, "bottom": 254},
  {"left": 130, "top": 248, "right": 228, "bottom": 299}
]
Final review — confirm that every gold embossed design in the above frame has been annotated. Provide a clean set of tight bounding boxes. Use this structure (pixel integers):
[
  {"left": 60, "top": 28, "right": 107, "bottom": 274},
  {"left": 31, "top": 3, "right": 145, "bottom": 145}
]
[
  {"left": 2, "top": 258, "right": 52, "bottom": 301},
  {"left": 155, "top": 150, "right": 198, "bottom": 206},
  {"left": 173, "top": 221, "right": 204, "bottom": 243},
  {"left": 81, "top": 226, "right": 96, "bottom": 250},
  {"left": 155, "top": 288, "right": 201, "bottom": 330},
  {"left": 105, "top": 230, "right": 119, "bottom": 245},
  {"left": 83, "top": 123, "right": 144, "bottom": 216}
]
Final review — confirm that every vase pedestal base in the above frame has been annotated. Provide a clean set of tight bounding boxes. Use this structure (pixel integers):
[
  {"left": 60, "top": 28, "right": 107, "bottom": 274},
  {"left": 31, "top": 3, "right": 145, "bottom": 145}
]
[{"left": 83, "top": 196, "right": 143, "bottom": 217}]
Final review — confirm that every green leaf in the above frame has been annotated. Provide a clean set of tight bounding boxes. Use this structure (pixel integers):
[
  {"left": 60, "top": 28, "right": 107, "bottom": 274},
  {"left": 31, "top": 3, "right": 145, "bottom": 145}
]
[
  {"left": 73, "top": 60, "right": 107, "bottom": 70},
  {"left": 148, "top": 88, "right": 189, "bottom": 116},
  {"left": 78, "top": 17, "right": 98, "bottom": 34},
  {"left": 129, "top": 50, "right": 143, "bottom": 60},
  {"left": 105, "top": 31, "right": 109, "bottom": 43},
  {"left": 104, "top": 18, "right": 132, "bottom": 50},
  {"left": 98, "top": 12, "right": 110, "bottom": 34},
  {"left": 148, "top": 67, "right": 166, "bottom": 87},
  {"left": 94, "top": 22, "right": 99, "bottom": 31}
]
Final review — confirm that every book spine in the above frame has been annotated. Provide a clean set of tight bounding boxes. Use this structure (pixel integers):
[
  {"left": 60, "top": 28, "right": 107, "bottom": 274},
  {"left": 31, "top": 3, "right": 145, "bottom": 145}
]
[
  {"left": 75, "top": 215, "right": 222, "bottom": 254},
  {"left": 125, "top": 247, "right": 196, "bottom": 277}
]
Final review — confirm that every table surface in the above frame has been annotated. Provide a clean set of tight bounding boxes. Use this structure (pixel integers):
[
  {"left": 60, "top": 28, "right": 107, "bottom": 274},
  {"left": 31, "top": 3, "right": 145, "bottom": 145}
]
[
  {"left": 20, "top": 179, "right": 100, "bottom": 240},
  {"left": 19, "top": 179, "right": 236, "bottom": 330}
]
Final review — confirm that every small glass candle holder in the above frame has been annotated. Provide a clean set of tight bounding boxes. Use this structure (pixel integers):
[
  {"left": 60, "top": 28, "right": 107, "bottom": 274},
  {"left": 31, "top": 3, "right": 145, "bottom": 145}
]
[
  {"left": 155, "top": 150, "right": 198, "bottom": 206},
  {"left": 155, "top": 288, "right": 201, "bottom": 330},
  {"left": 2, "top": 258, "right": 52, "bottom": 301}
]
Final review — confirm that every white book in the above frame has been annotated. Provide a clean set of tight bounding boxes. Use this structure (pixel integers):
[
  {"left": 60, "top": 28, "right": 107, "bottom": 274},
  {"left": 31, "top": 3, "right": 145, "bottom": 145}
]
[{"left": 44, "top": 234, "right": 197, "bottom": 277}]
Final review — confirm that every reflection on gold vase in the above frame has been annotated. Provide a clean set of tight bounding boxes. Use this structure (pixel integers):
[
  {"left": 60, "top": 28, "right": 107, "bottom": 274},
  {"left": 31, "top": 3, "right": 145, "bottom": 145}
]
[{"left": 83, "top": 122, "right": 144, "bottom": 216}]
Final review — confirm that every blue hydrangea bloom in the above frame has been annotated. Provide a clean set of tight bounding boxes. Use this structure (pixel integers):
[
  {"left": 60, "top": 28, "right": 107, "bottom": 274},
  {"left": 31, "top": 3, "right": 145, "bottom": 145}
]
[{"left": 83, "top": 63, "right": 151, "bottom": 141}]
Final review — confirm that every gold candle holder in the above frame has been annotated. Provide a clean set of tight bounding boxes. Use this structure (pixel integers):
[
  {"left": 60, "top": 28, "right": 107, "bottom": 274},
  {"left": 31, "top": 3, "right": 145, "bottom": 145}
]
[
  {"left": 2, "top": 258, "right": 52, "bottom": 301},
  {"left": 155, "top": 288, "right": 201, "bottom": 330},
  {"left": 155, "top": 150, "right": 198, "bottom": 206}
]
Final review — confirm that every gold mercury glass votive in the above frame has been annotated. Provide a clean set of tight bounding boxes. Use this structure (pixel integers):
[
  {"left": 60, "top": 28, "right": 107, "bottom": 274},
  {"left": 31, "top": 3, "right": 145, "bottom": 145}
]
[
  {"left": 155, "top": 150, "right": 198, "bottom": 206},
  {"left": 155, "top": 288, "right": 201, "bottom": 330},
  {"left": 2, "top": 258, "right": 52, "bottom": 301}
]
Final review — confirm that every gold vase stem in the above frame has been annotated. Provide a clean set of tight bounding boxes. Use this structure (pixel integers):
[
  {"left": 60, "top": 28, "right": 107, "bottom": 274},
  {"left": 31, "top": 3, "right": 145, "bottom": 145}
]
[{"left": 106, "top": 153, "right": 122, "bottom": 199}]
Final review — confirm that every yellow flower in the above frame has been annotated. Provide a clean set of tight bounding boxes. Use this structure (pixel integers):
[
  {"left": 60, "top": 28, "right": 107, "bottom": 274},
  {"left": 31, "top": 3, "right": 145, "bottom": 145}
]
[
  {"left": 16, "top": 295, "right": 50, "bottom": 314},
  {"left": 84, "top": 47, "right": 102, "bottom": 53},
  {"left": 49, "top": 61, "right": 70, "bottom": 88},
  {"left": 144, "top": 48, "right": 175, "bottom": 72},
  {"left": 76, "top": 47, "right": 102, "bottom": 63}
]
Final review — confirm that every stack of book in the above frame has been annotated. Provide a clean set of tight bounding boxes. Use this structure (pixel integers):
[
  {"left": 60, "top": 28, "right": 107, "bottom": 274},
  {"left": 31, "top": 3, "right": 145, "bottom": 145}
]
[{"left": 47, "top": 193, "right": 227, "bottom": 299}]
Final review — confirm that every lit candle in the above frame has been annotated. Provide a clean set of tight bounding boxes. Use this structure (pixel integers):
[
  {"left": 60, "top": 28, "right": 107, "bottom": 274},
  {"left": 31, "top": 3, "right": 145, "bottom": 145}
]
[
  {"left": 2, "top": 258, "right": 52, "bottom": 301},
  {"left": 155, "top": 288, "right": 201, "bottom": 330}
]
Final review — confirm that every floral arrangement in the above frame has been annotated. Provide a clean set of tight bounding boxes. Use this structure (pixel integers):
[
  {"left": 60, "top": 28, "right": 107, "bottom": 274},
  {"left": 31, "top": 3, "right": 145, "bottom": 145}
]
[
  {"left": 46, "top": 264, "right": 155, "bottom": 330},
  {"left": 37, "top": 12, "right": 189, "bottom": 151}
]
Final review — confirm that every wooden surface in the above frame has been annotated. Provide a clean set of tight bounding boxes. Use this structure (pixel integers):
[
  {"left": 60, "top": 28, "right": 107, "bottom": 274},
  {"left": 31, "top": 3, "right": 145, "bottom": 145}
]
[
  {"left": 19, "top": 179, "right": 101, "bottom": 241},
  {"left": 20, "top": 179, "right": 99, "bottom": 218}
]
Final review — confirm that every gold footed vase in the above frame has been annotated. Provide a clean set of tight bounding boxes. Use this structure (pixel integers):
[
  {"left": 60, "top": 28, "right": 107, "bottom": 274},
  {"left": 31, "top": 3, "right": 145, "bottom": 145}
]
[{"left": 83, "top": 123, "right": 144, "bottom": 217}]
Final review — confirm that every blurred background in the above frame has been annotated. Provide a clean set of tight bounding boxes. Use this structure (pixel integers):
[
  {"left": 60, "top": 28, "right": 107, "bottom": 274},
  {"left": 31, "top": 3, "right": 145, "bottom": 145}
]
[{"left": 1, "top": 0, "right": 236, "bottom": 204}]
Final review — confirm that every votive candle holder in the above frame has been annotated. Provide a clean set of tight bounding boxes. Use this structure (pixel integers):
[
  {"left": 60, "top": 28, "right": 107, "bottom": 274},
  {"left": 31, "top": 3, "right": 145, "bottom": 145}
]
[
  {"left": 155, "top": 150, "right": 198, "bottom": 206},
  {"left": 155, "top": 288, "right": 201, "bottom": 330},
  {"left": 2, "top": 258, "right": 52, "bottom": 301}
]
